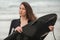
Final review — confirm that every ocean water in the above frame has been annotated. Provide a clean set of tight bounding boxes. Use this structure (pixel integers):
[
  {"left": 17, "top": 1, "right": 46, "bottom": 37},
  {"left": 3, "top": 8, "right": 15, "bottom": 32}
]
[{"left": 0, "top": 0, "right": 60, "bottom": 40}]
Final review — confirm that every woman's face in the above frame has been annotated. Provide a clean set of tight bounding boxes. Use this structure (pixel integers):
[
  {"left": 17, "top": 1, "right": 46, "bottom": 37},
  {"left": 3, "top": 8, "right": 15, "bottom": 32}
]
[{"left": 19, "top": 4, "right": 26, "bottom": 17}]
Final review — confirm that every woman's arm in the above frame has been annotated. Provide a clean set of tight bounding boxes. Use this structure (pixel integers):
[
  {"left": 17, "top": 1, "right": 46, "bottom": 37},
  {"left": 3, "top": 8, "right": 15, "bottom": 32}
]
[{"left": 8, "top": 20, "right": 14, "bottom": 35}]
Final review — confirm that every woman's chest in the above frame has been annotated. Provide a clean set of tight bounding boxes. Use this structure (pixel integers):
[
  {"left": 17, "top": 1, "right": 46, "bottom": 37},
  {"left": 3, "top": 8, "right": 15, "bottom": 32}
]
[{"left": 20, "top": 21, "right": 28, "bottom": 27}]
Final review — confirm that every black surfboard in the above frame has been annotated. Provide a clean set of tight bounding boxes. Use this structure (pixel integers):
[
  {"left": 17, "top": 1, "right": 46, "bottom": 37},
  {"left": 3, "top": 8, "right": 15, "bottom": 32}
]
[
  {"left": 22, "top": 13, "right": 57, "bottom": 37},
  {"left": 4, "top": 13, "right": 57, "bottom": 40}
]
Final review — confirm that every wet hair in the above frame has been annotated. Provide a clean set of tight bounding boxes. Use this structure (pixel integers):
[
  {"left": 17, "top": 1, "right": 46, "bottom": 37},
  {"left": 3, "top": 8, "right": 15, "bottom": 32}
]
[{"left": 20, "top": 2, "right": 37, "bottom": 21}]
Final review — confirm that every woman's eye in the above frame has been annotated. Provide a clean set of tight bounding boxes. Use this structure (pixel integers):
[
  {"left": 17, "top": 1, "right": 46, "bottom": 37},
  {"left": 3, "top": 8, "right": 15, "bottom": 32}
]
[
  {"left": 19, "top": 7, "right": 21, "bottom": 9},
  {"left": 19, "top": 7, "right": 25, "bottom": 10},
  {"left": 22, "top": 8, "right": 25, "bottom": 10}
]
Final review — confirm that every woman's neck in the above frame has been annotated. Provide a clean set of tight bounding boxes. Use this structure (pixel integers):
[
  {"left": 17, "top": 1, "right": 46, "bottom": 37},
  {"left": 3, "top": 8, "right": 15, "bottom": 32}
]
[{"left": 20, "top": 16, "right": 28, "bottom": 21}]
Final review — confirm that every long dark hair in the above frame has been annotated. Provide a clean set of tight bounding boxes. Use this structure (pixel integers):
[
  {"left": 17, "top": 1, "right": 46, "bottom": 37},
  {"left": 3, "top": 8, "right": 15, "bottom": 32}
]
[{"left": 21, "top": 2, "right": 37, "bottom": 21}]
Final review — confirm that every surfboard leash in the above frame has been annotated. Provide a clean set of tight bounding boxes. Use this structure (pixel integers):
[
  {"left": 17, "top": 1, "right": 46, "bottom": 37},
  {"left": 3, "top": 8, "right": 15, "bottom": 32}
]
[{"left": 52, "top": 30, "right": 56, "bottom": 40}]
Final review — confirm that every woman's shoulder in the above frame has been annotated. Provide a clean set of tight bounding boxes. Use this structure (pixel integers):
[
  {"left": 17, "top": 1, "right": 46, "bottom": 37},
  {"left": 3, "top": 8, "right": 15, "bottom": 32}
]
[
  {"left": 11, "top": 19, "right": 20, "bottom": 22},
  {"left": 11, "top": 19, "right": 20, "bottom": 27}
]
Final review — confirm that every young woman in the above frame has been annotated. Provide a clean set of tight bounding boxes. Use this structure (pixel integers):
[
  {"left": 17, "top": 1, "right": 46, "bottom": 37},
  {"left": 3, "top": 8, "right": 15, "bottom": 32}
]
[{"left": 9, "top": 2, "right": 54, "bottom": 40}]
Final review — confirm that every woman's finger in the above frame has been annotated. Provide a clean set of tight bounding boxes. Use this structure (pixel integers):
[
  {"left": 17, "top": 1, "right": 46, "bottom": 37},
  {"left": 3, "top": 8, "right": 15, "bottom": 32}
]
[
  {"left": 19, "top": 27, "right": 23, "bottom": 33},
  {"left": 49, "top": 26, "right": 54, "bottom": 31},
  {"left": 15, "top": 26, "right": 23, "bottom": 33}
]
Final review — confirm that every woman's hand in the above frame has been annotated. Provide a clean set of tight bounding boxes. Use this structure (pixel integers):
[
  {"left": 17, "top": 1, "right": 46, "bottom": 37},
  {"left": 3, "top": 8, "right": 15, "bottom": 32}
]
[
  {"left": 15, "top": 26, "right": 23, "bottom": 33},
  {"left": 48, "top": 25, "right": 54, "bottom": 31}
]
